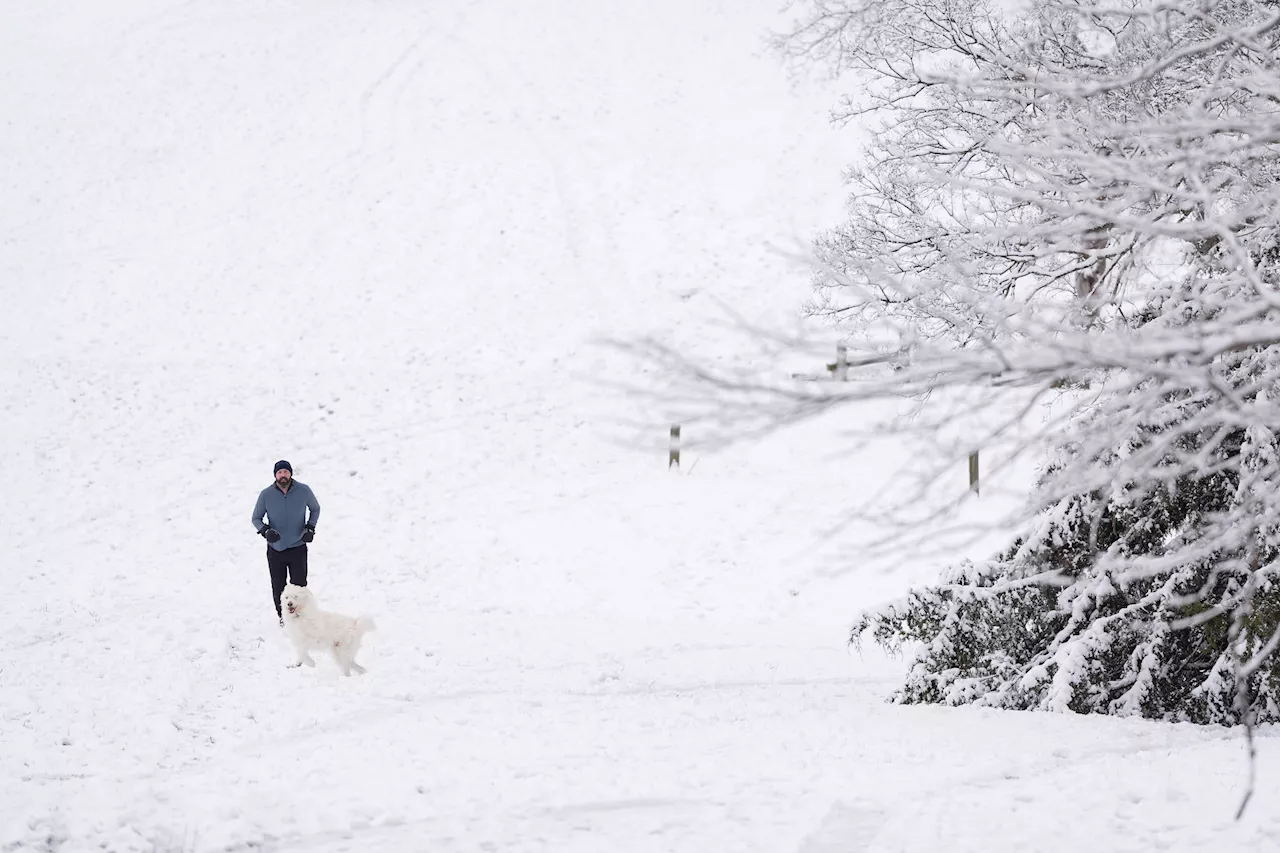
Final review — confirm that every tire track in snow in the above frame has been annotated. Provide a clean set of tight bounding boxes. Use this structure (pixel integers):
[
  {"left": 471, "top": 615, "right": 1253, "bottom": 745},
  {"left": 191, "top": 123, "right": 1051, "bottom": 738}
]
[
  {"left": 447, "top": 26, "right": 587, "bottom": 262},
  {"left": 346, "top": 35, "right": 426, "bottom": 164}
]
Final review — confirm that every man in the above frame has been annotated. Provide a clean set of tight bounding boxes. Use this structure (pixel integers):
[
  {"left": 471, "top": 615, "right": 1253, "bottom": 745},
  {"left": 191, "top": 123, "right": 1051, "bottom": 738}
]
[{"left": 252, "top": 460, "right": 321, "bottom": 625}]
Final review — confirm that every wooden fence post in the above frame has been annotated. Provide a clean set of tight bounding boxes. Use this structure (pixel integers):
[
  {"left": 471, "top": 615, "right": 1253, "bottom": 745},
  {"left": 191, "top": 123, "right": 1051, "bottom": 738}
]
[
  {"left": 669, "top": 425, "right": 681, "bottom": 469},
  {"left": 969, "top": 451, "right": 980, "bottom": 495},
  {"left": 834, "top": 344, "right": 848, "bottom": 381}
]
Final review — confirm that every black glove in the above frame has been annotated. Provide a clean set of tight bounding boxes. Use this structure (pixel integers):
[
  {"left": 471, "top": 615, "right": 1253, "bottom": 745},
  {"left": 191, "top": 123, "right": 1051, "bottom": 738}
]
[
  {"left": 302, "top": 525, "right": 316, "bottom": 543},
  {"left": 260, "top": 527, "right": 281, "bottom": 543}
]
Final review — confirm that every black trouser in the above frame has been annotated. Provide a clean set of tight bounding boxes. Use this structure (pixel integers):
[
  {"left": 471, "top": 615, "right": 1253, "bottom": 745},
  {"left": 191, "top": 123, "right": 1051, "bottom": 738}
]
[{"left": 267, "top": 543, "right": 308, "bottom": 617}]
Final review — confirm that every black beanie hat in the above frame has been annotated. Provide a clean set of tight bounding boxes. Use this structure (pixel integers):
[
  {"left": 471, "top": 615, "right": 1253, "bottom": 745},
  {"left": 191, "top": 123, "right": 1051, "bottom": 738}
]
[{"left": 274, "top": 460, "right": 293, "bottom": 475}]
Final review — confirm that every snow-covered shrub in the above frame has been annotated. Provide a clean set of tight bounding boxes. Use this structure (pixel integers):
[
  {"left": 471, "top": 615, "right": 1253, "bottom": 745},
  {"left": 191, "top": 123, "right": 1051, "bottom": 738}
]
[{"left": 855, "top": 391, "right": 1280, "bottom": 723}]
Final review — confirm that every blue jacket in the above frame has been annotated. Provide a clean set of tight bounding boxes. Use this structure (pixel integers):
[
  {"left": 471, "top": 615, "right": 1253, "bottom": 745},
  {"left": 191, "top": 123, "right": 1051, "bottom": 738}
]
[{"left": 252, "top": 481, "right": 321, "bottom": 551}]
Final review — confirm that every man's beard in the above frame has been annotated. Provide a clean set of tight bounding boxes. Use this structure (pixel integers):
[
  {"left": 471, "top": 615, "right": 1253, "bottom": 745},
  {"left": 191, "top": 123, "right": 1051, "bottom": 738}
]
[{"left": 277, "top": 476, "right": 290, "bottom": 487}]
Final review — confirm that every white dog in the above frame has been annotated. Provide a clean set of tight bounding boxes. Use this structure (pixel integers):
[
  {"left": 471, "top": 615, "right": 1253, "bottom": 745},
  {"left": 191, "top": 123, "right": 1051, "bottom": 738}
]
[{"left": 280, "top": 584, "right": 375, "bottom": 676}]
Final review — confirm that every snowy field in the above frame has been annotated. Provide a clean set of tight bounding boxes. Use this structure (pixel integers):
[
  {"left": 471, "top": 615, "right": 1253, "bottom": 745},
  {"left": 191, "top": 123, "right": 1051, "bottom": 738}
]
[{"left": 2, "top": 1, "right": 1277, "bottom": 850}]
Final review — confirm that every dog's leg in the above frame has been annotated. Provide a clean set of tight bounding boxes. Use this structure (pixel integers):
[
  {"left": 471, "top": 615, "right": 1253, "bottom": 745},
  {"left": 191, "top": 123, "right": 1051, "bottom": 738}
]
[
  {"left": 287, "top": 634, "right": 315, "bottom": 669},
  {"left": 333, "top": 640, "right": 354, "bottom": 676},
  {"left": 339, "top": 652, "right": 354, "bottom": 676},
  {"left": 334, "top": 645, "right": 365, "bottom": 676}
]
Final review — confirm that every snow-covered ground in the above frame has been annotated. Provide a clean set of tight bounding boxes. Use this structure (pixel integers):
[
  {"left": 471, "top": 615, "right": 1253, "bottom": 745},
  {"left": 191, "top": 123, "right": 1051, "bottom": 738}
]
[{"left": 2, "top": 1, "right": 1276, "bottom": 850}]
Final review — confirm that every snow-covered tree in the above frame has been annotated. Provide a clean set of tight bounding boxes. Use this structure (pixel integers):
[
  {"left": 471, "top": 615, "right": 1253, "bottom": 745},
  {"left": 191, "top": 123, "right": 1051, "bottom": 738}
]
[
  {"left": 769, "top": 0, "right": 1280, "bottom": 726},
  {"left": 621, "top": 0, "right": 1280, "bottom": 734}
]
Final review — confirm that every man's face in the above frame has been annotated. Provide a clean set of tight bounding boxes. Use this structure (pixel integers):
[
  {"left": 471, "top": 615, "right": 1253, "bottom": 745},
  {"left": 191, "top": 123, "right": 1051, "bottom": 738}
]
[{"left": 276, "top": 468, "right": 292, "bottom": 486}]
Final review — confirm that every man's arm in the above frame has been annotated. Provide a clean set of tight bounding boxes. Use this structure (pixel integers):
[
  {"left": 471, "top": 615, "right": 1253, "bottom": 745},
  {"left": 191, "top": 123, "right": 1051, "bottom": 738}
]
[
  {"left": 252, "top": 491, "right": 268, "bottom": 533},
  {"left": 305, "top": 486, "right": 321, "bottom": 528}
]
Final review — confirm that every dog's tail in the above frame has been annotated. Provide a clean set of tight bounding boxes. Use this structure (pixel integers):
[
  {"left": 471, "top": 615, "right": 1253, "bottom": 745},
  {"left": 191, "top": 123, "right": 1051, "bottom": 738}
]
[{"left": 356, "top": 614, "right": 376, "bottom": 635}]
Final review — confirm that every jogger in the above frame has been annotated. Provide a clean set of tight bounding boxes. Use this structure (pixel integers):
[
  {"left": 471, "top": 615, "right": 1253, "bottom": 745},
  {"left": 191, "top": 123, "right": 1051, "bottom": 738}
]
[{"left": 252, "top": 460, "right": 321, "bottom": 622}]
